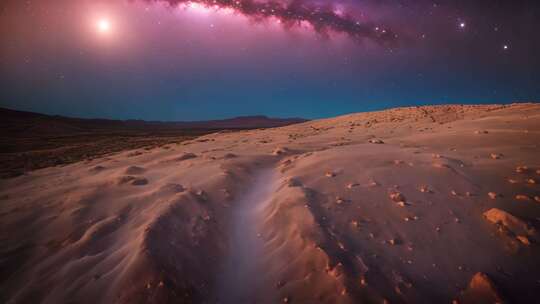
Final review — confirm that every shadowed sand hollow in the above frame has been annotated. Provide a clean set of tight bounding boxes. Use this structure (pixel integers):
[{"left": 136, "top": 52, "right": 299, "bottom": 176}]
[{"left": 215, "top": 168, "right": 278, "bottom": 303}]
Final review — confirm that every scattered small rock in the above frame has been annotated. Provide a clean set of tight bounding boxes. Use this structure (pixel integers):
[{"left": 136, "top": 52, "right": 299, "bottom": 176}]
[
  {"left": 516, "top": 166, "right": 529, "bottom": 173},
  {"left": 389, "top": 192, "right": 406, "bottom": 203},
  {"left": 388, "top": 238, "right": 400, "bottom": 245},
  {"left": 368, "top": 138, "right": 384, "bottom": 144},
  {"left": 432, "top": 163, "right": 450, "bottom": 169},
  {"left": 325, "top": 171, "right": 336, "bottom": 177},
  {"left": 474, "top": 130, "right": 489, "bottom": 134},
  {"left": 490, "top": 153, "right": 502, "bottom": 159},
  {"left": 515, "top": 194, "right": 530, "bottom": 201},
  {"left": 419, "top": 185, "right": 432, "bottom": 193},
  {"left": 347, "top": 182, "right": 360, "bottom": 189},
  {"left": 272, "top": 147, "right": 290, "bottom": 155},
  {"left": 516, "top": 235, "right": 531, "bottom": 245},
  {"left": 367, "top": 180, "right": 379, "bottom": 187},
  {"left": 487, "top": 192, "right": 500, "bottom": 200},
  {"left": 507, "top": 178, "right": 519, "bottom": 184}
]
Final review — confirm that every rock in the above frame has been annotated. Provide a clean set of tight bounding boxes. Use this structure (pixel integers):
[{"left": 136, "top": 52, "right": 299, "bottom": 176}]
[
  {"left": 360, "top": 276, "right": 367, "bottom": 286},
  {"left": 394, "top": 160, "right": 404, "bottom": 165},
  {"left": 325, "top": 171, "right": 336, "bottom": 177},
  {"left": 389, "top": 192, "right": 406, "bottom": 203},
  {"left": 368, "top": 138, "right": 384, "bottom": 144},
  {"left": 419, "top": 185, "right": 432, "bottom": 193},
  {"left": 474, "top": 130, "right": 489, "bottom": 134},
  {"left": 507, "top": 178, "right": 519, "bottom": 184},
  {"left": 490, "top": 153, "right": 502, "bottom": 159},
  {"left": 527, "top": 178, "right": 536, "bottom": 184},
  {"left": 272, "top": 147, "right": 289, "bottom": 155},
  {"left": 516, "top": 235, "right": 531, "bottom": 245},
  {"left": 432, "top": 162, "right": 450, "bottom": 169},
  {"left": 487, "top": 192, "right": 500, "bottom": 200},
  {"left": 515, "top": 166, "right": 529, "bottom": 173},
  {"left": 535, "top": 196, "right": 540, "bottom": 203},
  {"left": 367, "top": 180, "right": 379, "bottom": 187},
  {"left": 388, "top": 238, "right": 400, "bottom": 245},
  {"left": 347, "top": 182, "right": 360, "bottom": 189},
  {"left": 515, "top": 194, "right": 530, "bottom": 201},
  {"left": 483, "top": 208, "right": 535, "bottom": 236},
  {"left": 459, "top": 272, "right": 503, "bottom": 304}
]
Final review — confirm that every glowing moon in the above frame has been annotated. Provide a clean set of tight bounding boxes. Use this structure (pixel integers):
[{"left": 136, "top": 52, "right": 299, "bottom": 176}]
[{"left": 96, "top": 19, "right": 111, "bottom": 33}]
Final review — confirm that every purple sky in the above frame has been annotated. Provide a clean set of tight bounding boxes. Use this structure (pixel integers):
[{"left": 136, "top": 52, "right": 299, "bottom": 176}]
[{"left": 0, "top": 0, "right": 539, "bottom": 120}]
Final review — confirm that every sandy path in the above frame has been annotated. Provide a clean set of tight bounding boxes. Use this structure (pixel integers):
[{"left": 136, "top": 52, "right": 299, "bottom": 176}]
[{"left": 215, "top": 168, "right": 279, "bottom": 304}]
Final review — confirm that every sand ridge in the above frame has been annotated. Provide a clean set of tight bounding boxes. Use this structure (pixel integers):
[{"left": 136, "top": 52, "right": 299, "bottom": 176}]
[{"left": 1, "top": 103, "right": 540, "bottom": 303}]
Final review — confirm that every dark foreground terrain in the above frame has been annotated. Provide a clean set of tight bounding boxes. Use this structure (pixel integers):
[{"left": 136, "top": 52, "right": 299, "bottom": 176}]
[{"left": 0, "top": 107, "right": 306, "bottom": 178}]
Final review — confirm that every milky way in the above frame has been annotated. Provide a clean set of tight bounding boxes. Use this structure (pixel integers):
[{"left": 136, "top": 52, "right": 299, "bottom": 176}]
[{"left": 148, "top": 0, "right": 399, "bottom": 45}]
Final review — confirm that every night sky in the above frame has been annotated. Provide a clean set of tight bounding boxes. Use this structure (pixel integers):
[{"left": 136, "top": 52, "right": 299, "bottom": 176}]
[{"left": 0, "top": 0, "right": 539, "bottom": 121}]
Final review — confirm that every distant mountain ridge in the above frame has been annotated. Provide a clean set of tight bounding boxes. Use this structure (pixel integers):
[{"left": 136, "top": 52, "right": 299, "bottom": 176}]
[{"left": 0, "top": 107, "right": 308, "bottom": 137}]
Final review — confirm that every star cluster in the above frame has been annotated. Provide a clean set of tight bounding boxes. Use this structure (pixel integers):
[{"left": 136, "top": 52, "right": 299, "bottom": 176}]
[{"left": 148, "top": 0, "right": 399, "bottom": 45}]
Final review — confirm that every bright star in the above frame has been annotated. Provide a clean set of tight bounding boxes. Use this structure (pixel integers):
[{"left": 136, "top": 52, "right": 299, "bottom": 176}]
[{"left": 97, "top": 19, "right": 111, "bottom": 33}]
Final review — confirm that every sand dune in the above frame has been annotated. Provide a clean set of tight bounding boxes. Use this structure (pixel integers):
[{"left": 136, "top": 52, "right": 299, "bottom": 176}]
[{"left": 1, "top": 104, "right": 540, "bottom": 303}]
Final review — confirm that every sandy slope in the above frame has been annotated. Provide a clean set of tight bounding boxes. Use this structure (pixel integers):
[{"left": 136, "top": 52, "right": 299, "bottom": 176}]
[{"left": 1, "top": 104, "right": 540, "bottom": 303}]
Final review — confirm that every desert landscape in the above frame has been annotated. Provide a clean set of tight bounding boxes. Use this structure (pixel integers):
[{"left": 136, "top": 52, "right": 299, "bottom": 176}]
[{"left": 1, "top": 103, "right": 539, "bottom": 303}]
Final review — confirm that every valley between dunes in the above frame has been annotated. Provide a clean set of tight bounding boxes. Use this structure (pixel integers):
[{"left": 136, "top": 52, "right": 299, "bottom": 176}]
[{"left": 1, "top": 104, "right": 540, "bottom": 303}]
